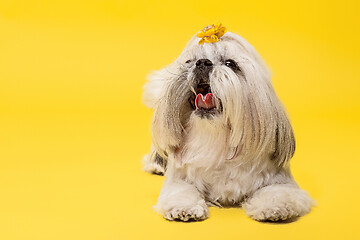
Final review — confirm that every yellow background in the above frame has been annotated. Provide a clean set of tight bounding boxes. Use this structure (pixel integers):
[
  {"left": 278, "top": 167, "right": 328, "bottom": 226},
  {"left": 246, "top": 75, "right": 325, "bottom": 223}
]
[{"left": 0, "top": 0, "right": 359, "bottom": 239}]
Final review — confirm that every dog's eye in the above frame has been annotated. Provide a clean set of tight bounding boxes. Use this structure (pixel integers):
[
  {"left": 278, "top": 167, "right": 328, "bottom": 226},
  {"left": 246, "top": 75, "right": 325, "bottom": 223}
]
[
  {"left": 224, "top": 59, "right": 238, "bottom": 70},
  {"left": 185, "top": 60, "right": 192, "bottom": 64}
]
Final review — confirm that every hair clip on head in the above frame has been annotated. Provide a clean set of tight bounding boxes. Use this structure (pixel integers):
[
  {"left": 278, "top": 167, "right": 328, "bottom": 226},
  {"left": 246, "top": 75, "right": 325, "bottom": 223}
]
[{"left": 196, "top": 23, "right": 227, "bottom": 45}]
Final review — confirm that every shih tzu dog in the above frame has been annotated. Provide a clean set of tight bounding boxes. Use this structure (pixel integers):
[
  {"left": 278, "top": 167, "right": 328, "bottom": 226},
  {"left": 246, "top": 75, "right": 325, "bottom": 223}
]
[{"left": 142, "top": 24, "right": 313, "bottom": 222}]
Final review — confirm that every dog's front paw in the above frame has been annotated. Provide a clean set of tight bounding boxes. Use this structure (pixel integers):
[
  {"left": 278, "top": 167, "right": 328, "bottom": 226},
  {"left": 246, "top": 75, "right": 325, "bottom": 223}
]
[
  {"left": 243, "top": 184, "right": 313, "bottom": 222},
  {"left": 163, "top": 204, "right": 209, "bottom": 222}
]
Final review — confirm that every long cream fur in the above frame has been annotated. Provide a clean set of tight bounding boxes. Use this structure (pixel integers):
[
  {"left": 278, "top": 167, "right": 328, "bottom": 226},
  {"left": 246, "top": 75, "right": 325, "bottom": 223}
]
[{"left": 143, "top": 32, "right": 313, "bottom": 222}]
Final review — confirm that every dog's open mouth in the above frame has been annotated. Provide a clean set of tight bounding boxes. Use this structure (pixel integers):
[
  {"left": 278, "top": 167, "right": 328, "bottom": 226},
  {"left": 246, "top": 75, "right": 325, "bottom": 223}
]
[{"left": 188, "top": 83, "right": 221, "bottom": 117}]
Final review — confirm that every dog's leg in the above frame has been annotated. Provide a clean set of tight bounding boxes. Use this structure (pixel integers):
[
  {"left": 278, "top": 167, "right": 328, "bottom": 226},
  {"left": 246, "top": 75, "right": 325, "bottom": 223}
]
[
  {"left": 243, "top": 183, "right": 313, "bottom": 221},
  {"left": 155, "top": 178, "right": 209, "bottom": 221},
  {"left": 142, "top": 146, "right": 167, "bottom": 175}
]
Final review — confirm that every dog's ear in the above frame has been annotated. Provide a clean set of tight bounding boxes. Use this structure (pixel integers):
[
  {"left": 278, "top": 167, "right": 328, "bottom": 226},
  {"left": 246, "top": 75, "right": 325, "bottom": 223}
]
[
  {"left": 143, "top": 65, "right": 187, "bottom": 158},
  {"left": 221, "top": 33, "right": 295, "bottom": 166},
  {"left": 143, "top": 67, "right": 172, "bottom": 157},
  {"left": 240, "top": 61, "right": 295, "bottom": 167}
]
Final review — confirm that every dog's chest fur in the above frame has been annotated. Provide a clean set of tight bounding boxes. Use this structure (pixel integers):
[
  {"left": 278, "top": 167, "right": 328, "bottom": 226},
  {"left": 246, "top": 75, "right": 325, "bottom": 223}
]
[{"left": 170, "top": 114, "right": 289, "bottom": 206}]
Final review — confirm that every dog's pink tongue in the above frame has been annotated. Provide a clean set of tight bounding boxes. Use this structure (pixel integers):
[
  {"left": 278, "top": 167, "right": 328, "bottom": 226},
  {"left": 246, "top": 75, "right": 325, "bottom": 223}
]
[{"left": 195, "top": 93, "right": 216, "bottom": 110}]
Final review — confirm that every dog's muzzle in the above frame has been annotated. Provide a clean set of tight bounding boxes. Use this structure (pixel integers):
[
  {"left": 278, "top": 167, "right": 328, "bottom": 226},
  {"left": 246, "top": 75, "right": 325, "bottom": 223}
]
[{"left": 188, "top": 59, "right": 222, "bottom": 118}]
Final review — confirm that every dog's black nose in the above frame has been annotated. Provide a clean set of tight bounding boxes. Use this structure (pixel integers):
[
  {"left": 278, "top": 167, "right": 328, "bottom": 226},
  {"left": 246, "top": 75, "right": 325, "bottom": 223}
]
[{"left": 195, "top": 59, "right": 213, "bottom": 71}]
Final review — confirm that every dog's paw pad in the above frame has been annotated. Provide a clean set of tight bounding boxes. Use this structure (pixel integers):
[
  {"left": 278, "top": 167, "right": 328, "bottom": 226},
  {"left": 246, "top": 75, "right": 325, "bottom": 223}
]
[{"left": 164, "top": 205, "right": 208, "bottom": 222}]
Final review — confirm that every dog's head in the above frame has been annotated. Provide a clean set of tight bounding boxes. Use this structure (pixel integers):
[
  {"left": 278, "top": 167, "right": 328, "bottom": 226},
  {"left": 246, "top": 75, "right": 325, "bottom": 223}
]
[{"left": 144, "top": 28, "right": 295, "bottom": 166}]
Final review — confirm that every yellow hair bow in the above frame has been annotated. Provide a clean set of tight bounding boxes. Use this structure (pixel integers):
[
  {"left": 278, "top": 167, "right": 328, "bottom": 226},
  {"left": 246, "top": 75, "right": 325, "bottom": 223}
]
[{"left": 196, "top": 24, "right": 227, "bottom": 45}]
